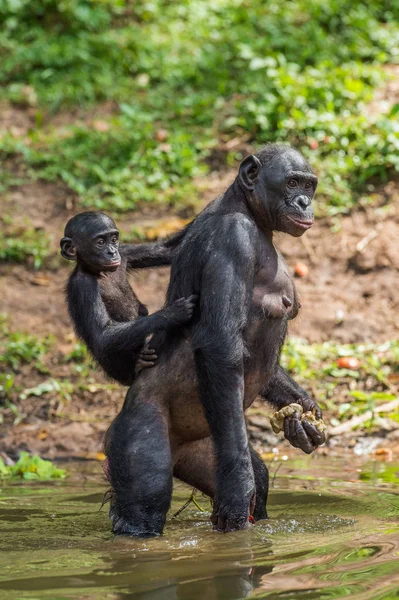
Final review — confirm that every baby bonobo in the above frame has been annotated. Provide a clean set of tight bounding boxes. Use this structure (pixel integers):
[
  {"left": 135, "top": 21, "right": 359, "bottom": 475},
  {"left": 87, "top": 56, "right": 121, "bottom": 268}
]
[{"left": 60, "top": 212, "right": 195, "bottom": 385}]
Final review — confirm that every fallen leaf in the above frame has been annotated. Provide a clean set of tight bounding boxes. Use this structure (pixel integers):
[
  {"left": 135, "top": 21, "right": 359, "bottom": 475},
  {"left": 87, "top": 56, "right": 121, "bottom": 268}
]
[
  {"left": 337, "top": 357, "right": 360, "bottom": 370},
  {"left": 155, "top": 128, "right": 168, "bottom": 142},
  {"left": 294, "top": 262, "right": 309, "bottom": 278},
  {"left": 158, "top": 143, "right": 172, "bottom": 153},
  {"left": 144, "top": 217, "right": 191, "bottom": 240},
  {"left": 85, "top": 451, "right": 106, "bottom": 461},
  {"left": 92, "top": 120, "right": 110, "bottom": 132},
  {"left": 31, "top": 275, "right": 51, "bottom": 286},
  {"left": 373, "top": 448, "right": 393, "bottom": 461}
]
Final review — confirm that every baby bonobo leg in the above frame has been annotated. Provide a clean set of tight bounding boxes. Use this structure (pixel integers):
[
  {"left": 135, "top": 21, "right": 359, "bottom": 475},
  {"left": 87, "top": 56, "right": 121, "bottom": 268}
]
[
  {"left": 173, "top": 438, "right": 268, "bottom": 522},
  {"left": 106, "top": 392, "right": 172, "bottom": 536}
]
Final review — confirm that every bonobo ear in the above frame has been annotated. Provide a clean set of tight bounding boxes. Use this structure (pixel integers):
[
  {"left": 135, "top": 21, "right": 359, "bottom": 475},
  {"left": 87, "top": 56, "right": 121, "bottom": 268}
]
[
  {"left": 238, "top": 155, "right": 262, "bottom": 192},
  {"left": 60, "top": 237, "right": 77, "bottom": 261}
]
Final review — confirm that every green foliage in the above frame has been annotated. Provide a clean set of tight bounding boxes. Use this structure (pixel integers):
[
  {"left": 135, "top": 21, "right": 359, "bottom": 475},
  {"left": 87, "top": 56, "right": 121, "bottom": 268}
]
[
  {"left": 62, "top": 342, "right": 95, "bottom": 376},
  {"left": 0, "top": 319, "right": 53, "bottom": 371},
  {"left": 19, "top": 378, "right": 73, "bottom": 402},
  {"left": 1, "top": 0, "right": 399, "bottom": 212},
  {"left": 0, "top": 224, "right": 52, "bottom": 269},
  {"left": 282, "top": 338, "right": 399, "bottom": 422},
  {"left": 360, "top": 463, "right": 399, "bottom": 484},
  {"left": 0, "top": 451, "right": 66, "bottom": 480}
]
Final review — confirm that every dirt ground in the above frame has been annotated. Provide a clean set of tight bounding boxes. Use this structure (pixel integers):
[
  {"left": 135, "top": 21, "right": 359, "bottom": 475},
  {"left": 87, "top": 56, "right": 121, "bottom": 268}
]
[
  {"left": 1, "top": 75, "right": 399, "bottom": 460},
  {"left": 1, "top": 168, "right": 398, "bottom": 460}
]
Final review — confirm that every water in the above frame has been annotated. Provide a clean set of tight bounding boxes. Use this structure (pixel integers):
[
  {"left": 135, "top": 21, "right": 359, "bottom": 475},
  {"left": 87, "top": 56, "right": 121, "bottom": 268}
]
[{"left": 0, "top": 455, "right": 398, "bottom": 600}]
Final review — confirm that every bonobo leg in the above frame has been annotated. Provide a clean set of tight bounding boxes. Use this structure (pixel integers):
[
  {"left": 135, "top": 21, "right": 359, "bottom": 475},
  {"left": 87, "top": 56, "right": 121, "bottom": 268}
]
[
  {"left": 173, "top": 438, "right": 268, "bottom": 522},
  {"left": 106, "top": 393, "right": 172, "bottom": 536}
]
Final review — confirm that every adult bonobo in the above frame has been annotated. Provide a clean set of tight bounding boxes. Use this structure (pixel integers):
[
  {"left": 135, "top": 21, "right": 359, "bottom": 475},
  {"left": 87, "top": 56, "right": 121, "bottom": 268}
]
[
  {"left": 106, "top": 144, "right": 326, "bottom": 536},
  {"left": 61, "top": 212, "right": 196, "bottom": 385}
]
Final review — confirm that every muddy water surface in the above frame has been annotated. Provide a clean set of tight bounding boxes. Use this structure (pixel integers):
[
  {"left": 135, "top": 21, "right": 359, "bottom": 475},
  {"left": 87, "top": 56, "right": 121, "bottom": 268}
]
[{"left": 0, "top": 456, "right": 398, "bottom": 600}]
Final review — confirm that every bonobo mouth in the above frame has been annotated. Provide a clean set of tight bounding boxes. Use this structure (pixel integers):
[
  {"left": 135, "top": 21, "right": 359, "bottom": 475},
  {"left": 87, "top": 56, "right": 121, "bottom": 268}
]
[
  {"left": 103, "top": 260, "right": 121, "bottom": 270},
  {"left": 287, "top": 216, "right": 314, "bottom": 230}
]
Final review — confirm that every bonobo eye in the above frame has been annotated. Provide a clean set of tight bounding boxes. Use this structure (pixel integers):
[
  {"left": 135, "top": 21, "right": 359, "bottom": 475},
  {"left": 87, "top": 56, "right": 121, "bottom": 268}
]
[
  {"left": 111, "top": 236, "right": 118, "bottom": 244},
  {"left": 287, "top": 179, "right": 298, "bottom": 188},
  {"left": 97, "top": 238, "right": 105, "bottom": 247},
  {"left": 305, "top": 181, "right": 313, "bottom": 191}
]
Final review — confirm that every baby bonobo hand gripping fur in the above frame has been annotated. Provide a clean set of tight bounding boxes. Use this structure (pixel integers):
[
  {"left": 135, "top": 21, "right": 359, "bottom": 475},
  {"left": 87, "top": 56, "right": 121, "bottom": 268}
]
[
  {"left": 60, "top": 212, "right": 195, "bottom": 385},
  {"left": 105, "top": 144, "right": 326, "bottom": 537}
]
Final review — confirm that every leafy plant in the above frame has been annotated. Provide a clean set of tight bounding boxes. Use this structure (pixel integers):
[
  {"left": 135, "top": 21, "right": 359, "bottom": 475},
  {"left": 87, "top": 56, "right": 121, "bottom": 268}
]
[
  {"left": 282, "top": 338, "right": 399, "bottom": 422},
  {"left": 0, "top": 329, "right": 53, "bottom": 371},
  {"left": 1, "top": 0, "right": 399, "bottom": 214},
  {"left": 0, "top": 452, "right": 66, "bottom": 480},
  {"left": 0, "top": 225, "right": 52, "bottom": 269}
]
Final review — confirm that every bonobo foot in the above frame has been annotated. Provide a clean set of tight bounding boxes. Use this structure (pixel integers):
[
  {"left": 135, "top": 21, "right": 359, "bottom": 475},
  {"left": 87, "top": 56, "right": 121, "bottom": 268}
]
[
  {"left": 211, "top": 503, "right": 250, "bottom": 532},
  {"left": 211, "top": 490, "right": 256, "bottom": 533},
  {"left": 109, "top": 501, "right": 165, "bottom": 537}
]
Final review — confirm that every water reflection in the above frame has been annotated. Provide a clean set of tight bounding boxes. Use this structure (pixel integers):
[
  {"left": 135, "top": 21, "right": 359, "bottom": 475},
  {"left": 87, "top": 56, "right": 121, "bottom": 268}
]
[{"left": 0, "top": 455, "right": 397, "bottom": 600}]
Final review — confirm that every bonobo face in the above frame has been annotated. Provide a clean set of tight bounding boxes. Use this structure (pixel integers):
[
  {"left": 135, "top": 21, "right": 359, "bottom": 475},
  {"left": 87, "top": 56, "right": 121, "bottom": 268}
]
[
  {"left": 238, "top": 147, "right": 318, "bottom": 237},
  {"left": 60, "top": 212, "right": 121, "bottom": 273}
]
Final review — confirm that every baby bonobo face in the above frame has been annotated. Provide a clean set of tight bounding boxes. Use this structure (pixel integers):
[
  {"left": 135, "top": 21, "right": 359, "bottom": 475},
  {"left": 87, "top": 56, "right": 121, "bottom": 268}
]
[
  {"left": 86, "top": 226, "right": 121, "bottom": 272},
  {"left": 60, "top": 211, "right": 121, "bottom": 273}
]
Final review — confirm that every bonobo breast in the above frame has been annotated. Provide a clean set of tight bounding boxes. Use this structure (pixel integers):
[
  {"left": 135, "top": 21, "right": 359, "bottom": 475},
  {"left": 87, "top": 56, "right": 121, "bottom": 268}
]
[
  {"left": 252, "top": 237, "right": 299, "bottom": 321},
  {"left": 98, "top": 258, "right": 142, "bottom": 322},
  {"left": 243, "top": 236, "right": 299, "bottom": 400}
]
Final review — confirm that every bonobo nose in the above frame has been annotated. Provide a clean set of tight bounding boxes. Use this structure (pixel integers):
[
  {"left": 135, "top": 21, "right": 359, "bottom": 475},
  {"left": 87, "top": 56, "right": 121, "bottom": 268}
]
[{"left": 295, "top": 195, "right": 311, "bottom": 210}]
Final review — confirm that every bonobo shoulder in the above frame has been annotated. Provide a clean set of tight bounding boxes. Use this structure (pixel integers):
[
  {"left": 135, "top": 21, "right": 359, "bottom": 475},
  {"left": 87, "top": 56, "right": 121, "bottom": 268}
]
[{"left": 211, "top": 212, "right": 258, "bottom": 243}]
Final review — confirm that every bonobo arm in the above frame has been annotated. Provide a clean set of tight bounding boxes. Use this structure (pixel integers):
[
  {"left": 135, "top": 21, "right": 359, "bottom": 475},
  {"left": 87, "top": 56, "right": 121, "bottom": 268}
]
[
  {"left": 67, "top": 272, "right": 195, "bottom": 384},
  {"left": 261, "top": 365, "right": 326, "bottom": 453},
  {"left": 120, "top": 224, "right": 190, "bottom": 270},
  {"left": 192, "top": 215, "right": 257, "bottom": 532}
]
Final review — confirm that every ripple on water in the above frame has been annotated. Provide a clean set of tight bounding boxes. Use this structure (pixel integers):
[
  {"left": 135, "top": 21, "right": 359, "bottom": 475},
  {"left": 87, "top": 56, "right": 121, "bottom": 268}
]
[{"left": 0, "top": 456, "right": 398, "bottom": 600}]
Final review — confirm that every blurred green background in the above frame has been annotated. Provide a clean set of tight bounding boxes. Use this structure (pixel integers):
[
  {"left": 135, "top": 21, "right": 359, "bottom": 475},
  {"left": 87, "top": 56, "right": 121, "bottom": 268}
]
[{"left": 1, "top": 0, "right": 399, "bottom": 216}]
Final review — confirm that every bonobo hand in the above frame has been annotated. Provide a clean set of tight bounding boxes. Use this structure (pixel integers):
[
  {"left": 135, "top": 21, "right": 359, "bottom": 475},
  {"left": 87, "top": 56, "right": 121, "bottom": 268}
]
[
  {"left": 283, "top": 397, "right": 326, "bottom": 454},
  {"left": 135, "top": 347, "right": 157, "bottom": 373},
  {"left": 165, "top": 295, "right": 197, "bottom": 326},
  {"left": 294, "top": 395, "right": 323, "bottom": 419}
]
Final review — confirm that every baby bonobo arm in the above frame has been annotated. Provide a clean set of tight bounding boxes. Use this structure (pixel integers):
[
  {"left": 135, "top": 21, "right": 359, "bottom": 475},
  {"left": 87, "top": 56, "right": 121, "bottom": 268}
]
[
  {"left": 68, "top": 272, "right": 196, "bottom": 384},
  {"left": 261, "top": 365, "right": 326, "bottom": 453},
  {"left": 120, "top": 225, "right": 190, "bottom": 269}
]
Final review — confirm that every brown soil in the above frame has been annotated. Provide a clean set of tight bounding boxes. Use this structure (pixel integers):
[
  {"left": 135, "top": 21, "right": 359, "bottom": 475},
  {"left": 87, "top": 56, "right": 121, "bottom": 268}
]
[
  {"left": 1, "top": 74, "right": 399, "bottom": 460},
  {"left": 1, "top": 170, "right": 398, "bottom": 459}
]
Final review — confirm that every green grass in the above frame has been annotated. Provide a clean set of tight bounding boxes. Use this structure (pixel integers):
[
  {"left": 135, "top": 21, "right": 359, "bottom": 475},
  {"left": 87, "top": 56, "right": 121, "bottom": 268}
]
[
  {"left": 0, "top": 222, "right": 53, "bottom": 269},
  {"left": 0, "top": 315, "right": 53, "bottom": 372},
  {"left": 0, "top": 312, "right": 397, "bottom": 434},
  {"left": 0, "top": 1, "right": 399, "bottom": 213},
  {"left": 0, "top": 452, "right": 66, "bottom": 480},
  {"left": 282, "top": 338, "right": 399, "bottom": 426}
]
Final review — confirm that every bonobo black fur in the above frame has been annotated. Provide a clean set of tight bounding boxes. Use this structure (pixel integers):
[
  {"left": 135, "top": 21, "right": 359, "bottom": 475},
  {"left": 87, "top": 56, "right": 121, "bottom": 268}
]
[
  {"left": 61, "top": 212, "right": 195, "bottom": 385},
  {"left": 105, "top": 144, "right": 326, "bottom": 536}
]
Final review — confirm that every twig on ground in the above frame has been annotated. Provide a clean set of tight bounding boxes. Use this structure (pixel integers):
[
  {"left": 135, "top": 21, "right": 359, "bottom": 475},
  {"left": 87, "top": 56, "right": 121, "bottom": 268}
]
[
  {"left": 172, "top": 488, "right": 205, "bottom": 518},
  {"left": 328, "top": 398, "right": 399, "bottom": 436},
  {"left": 355, "top": 229, "right": 379, "bottom": 253}
]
